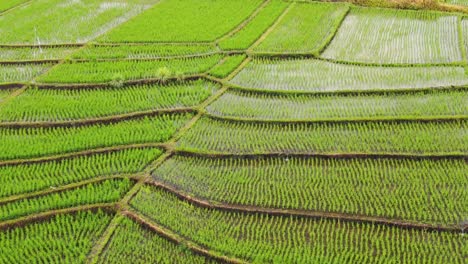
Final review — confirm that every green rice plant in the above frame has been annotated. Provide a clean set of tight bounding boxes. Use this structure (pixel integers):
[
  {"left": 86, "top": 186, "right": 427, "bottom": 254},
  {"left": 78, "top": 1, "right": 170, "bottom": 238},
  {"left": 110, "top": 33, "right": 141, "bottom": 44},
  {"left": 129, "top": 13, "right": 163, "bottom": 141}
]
[
  {"left": 254, "top": 2, "right": 349, "bottom": 54},
  {"left": 0, "top": 0, "right": 29, "bottom": 12},
  {"left": 0, "top": 80, "right": 218, "bottom": 122},
  {"left": 322, "top": 7, "right": 461, "bottom": 64},
  {"left": 0, "top": 64, "right": 51, "bottom": 84},
  {"left": 98, "top": 217, "right": 214, "bottom": 264},
  {"left": 0, "top": 0, "right": 159, "bottom": 44},
  {"left": 153, "top": 155, "right": 467, "bottom": 226},
  {"left": 37, "top": 55, "right": 223, "bottom": 83},
  {"left": 99, "top": 0, "right": 263, "bottom": 42},
  {"left": 0, "top": 210, "right": 112, "bottom": 263},
  {"left": 219, "top": 0, "right": 289, "bottom": 50},
  {"left": 0, "top": 47, "right": 77, "bottom": 61},
  {"left": 207, "top": 89, "right": 468, "bottom": 120},
  {"left": 0, "top": 113, "right": 192, "bottom": 161},
  {"left": 230, "top": 58, "right": 468, "bottom": 92},
  {"left": 0, "top": 148, "right": 161, "bottom": 198},
  {"left": 72, "top": 44, "right": 217, "bottom": 60},
  {"left": 0, "top": 178, "right": 132, "bottom": 221},
  {"left": 131, "top": 186, "right": 468, "bottom": 263},
  {"left": 208, "top": 55, "right": 246, "bottom": 79},
  {"left": 177, "top": 117, "right": 467, "bottom": 154},
  {"left": 461, "top": 18, "right": 468, "bottom": 59}
]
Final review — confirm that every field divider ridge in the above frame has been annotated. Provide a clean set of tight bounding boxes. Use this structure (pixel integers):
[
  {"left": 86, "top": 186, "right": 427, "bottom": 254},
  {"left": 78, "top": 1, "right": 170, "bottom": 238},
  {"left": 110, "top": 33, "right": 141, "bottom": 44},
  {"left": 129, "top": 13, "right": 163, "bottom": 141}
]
[
  {"left": 0, "top": 107, "right": 196, "bottom": 128},
  {"left": 315, "top": 3, "right": 351, "bottom": 56},
  {"left": 123, "top": 208, "right": 248, "bottom": 264},
  {"left": 0, "top": 203, "right": 116, "bottom": 230},
  {"left": 174, "top": 149, "right": 468, "bottom": 160},
  {"left": 204, "top": 112, "right": 468, "bottom": 124},
  {"left": 0, "top": 174, "right": 143, "bottom": 206},
  {"left": 0, "top": 143, "right": 168, "bottom": 167},
  {"left": 215, "top": 0, "right": 271, "bottom": 44},
  {"left": 0, "top": 0, "right": 34, "bottom": 16},
  {"left": 143, "top": 180, "right": 466, "bottom": 233}
]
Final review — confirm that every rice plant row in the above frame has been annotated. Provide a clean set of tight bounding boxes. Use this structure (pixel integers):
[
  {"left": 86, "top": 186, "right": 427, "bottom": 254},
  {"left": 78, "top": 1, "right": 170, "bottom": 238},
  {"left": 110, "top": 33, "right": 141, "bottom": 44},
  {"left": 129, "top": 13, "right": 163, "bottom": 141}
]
[
  {"left": 153, "top": 155, "right": 467, "bottom": 226},
  {"left": 0, "top": 0, "right": 159, "bottom": 45},
  {"left": 0, "top": 210, "right": 113, "bottom": 263},
  {"left": 0, "top": 178, "right": 132, "bottom": 222},
  {"left": 208, "top": 55, "right": 247, "bottom": 79},
  {"left": 130, "top": 186, "right": 467, "bottom": 264},
  {"left": 0, "top": 80, "right": 218, "bottom": 122},
  {"left": 253, "top": 2, "right": 349, "bottom": 54},
  {"left": 37, "top": 55, "right": 223, "bottom": 83},
  {"left": 218, "top": 0, "right": 289, "bottom": 50},
  {"left": 461, "top": 18, "right": 468, "bottom": 59},
  {"left": 99, "top": 0, "right": 263, "bottom": 42},
  {"left": 0, "top": 113, "right": 192, "bottom": 161},
  {"left": 230, "top": 58, "right": 468, "bottom": 92},
  {"left": 0, "top": 147, "right": 162, "bottom": 199},
  {"left": 207, "top": 89, "right": 468, "bottom": 120},
  {"left": 71, "top": 44, "right": 217, "bottom": 60},
  {"left": 0, "top": 0, "right": 29, "bottom": 12},
  {"left": 322, "top": 7, "right": 462, "bottom": 64},
  {"left": 176, "top": 117, "right": 467, "bottom": 154},
  {"left": 0, "top": 47, "right": 77, "bottom": 61},
  {"left": 0, "top": 89, "right": 14, "bottom": 103},
  {"left": 97, "top": 216, "right": 215, "bottom": 264},
  {"left": 0, "top": 64, "right": 51, "bottom": 84}
]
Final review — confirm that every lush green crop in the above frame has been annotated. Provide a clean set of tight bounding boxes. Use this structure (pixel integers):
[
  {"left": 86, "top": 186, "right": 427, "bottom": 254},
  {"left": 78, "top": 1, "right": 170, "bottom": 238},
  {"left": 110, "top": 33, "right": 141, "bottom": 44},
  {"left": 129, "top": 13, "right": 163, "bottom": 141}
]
[
  {"left": 208, "top": 55, "right": 246, "bottom": 78},
  {"left": 0, "top": 80, "right": 218, "bottom": 122},
  {"left": 99, "top": 0, "right": 263, "bottom": 42},
  {"left": 0, "top": 0, "right": 158, "bottom": 44},
  {"left": 72, "top": 44, "right": 217, "bottom": 60},
  {"left": 231, "top": 58, "right": 468, "bottom": 92},
  {"left": 98, "top": 217, "right": 214, "bottom": 264},
  {"left": 153, "top": 155, "right": 467, "bottom": 226},
  {"left": 131, "top": 186, "right": 467, "bottom": 263},
  {"left": 0, "top": 148, "right": 161, "bottom": 198},
  {"left": 0, "top": 113, "right": 191, "bottom": 161},
  {"left": 0, "top": 64, "right": 51, "bottom": 84},
  {"left": 38, "top": 55, "right": 223, "bottom": 83},
  {"left": 219, "top": 0, "right": 289, "bottom": 50},
  {"left": 207, "top": 89, "right": 468, "bottom": 120},
  {"left": 0, "top": 47, "right": 77, "bottom": 61},
  {"left": 254, "top": 2, "right": 349, "bottom": 54},
  {"left": 322, "top": 7, "right": 461, "bottom": 64},
  {"left": 0, "top": 210, "right": 112, "bottom": 263},
  {"left": 0, "top": 178, "right": 132, "bottom": 221},
  {"left": 461, "top": 19, "right": 468, "bottom": 57},
  {"left": 177, "top": 118, "right": 467, "bottom": 154},
  {"left": 0, "top": 0, "right": 29, "bottom": 12},
  {"left": 0, "top": 89, "right": 14, "bottom": 102}
]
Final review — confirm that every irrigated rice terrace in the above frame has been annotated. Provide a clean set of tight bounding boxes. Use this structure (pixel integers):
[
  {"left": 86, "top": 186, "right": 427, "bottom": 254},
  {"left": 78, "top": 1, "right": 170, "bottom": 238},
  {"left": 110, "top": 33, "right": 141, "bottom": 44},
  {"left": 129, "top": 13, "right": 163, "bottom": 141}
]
[{"left": 0, "top": 0, "right": 467, "bottom": 263}]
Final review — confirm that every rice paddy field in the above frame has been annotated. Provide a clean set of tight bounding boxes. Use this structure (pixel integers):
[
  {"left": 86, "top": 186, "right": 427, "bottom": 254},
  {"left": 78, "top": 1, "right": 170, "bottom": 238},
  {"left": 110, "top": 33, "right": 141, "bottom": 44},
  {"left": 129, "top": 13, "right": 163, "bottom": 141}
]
[{"left": 0, "top": 0, "right": 467, "bottom": 263}]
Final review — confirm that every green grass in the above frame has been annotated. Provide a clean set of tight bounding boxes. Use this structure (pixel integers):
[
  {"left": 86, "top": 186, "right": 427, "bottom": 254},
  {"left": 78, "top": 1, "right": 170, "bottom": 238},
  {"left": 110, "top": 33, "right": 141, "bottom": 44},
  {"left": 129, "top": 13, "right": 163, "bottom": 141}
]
[
  {"left": 37, "top": 55, "right": 223, "bottom": 83},
  {"left": 0, "top": 0, "right": 158, "bottom": 44},
  {"left": 0, "top": 64, "right": 51, "bottom": 84},
  {"left": 0, "top": 179, "right": 132, "bottom": 221},
  {"left": 177, "top": 117, "right": 467, "bottom": 154},
  {"left": 0, "top": 148, "right": 162, "bottom": 199},
  {"left": 153, "top": 155, "right": 467, "bottom": 226},
  {"left": 254, "top": 2, "right": 349, "bottom": 54},
  {"left": 219, "top": 0, "right": 289, "bottom": 50},
  {"left": 0, "top": 80, "right": 218, "bottom": 122},
  {"left": 99, "top": 0, "right": 263, "bottom": 42},
  {"left": 0, "top": 47, "right": 77, "bottom": 61},
  {"left": 230, "top": 58, "right": 468, "bottom": 92},
  {"left": 71, "top": 44, "right": 217, "bottom": 60},
  {"left": 97, "top": 217, "right": 214, "bottom": 264},
  {"left": 0, "top": 210, "right": 113, "bottom": 263},
  {"left": 131, "top": 186, "right": 468, "bottom": 263},
  {"left": 208, "top": 54, "right": 246, "bottom": 78},
  {"left": 0, "top": 0, "right": 29, "bottom": 12},
  {"left": 207, "top": 89, "right": 468, "bottom": 120},
  {"left": 0, "top": 113, "right": 192, "bottom": 161},
  {"left": 322, "top": 7, "right": 462, "bottom": 64}
]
